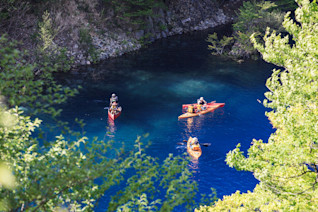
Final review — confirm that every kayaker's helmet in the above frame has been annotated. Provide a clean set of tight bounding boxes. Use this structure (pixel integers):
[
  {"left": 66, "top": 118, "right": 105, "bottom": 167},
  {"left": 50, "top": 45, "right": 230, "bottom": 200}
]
[
  {"left": 200, "top": 97, "right": 204, "bottom": 100},
  {"left": 112, "top": 93, "right": 116, "bottom": 97}
]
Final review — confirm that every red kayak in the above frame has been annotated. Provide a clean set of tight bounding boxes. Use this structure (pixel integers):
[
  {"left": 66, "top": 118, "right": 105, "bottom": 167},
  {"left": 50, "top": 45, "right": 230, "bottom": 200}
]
[{"left": 108, "top": 107, "right": 122, "bottom": 120}]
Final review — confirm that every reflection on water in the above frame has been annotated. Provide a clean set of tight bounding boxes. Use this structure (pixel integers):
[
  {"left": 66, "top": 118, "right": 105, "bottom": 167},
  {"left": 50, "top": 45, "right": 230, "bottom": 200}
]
[
  {"left": 180, "top": 110, "right": 220, "bottom": 139},
  {"left": 105, "top": 118, "right": 116, "bottom": 138},
  {"left": 189, "top": 157, "right": 200, "bottom": 172},
  {"left": 182, "top": 117, "right": 202, "bottom": 171},
  {"left": 186, "top": 118, "right": 194, "bottom": 133}
]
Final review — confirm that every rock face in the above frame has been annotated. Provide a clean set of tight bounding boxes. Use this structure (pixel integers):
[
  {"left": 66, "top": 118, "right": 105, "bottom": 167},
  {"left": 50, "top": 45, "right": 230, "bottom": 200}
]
[
  {"left": 80, "top": 0, "right": 238, "bottom": 65},
  {"left": 1, "top": 0, "right": 242, "bottom": 66},
  {"left": 166, "top": 0, "right": 230, "bottom": 34}
]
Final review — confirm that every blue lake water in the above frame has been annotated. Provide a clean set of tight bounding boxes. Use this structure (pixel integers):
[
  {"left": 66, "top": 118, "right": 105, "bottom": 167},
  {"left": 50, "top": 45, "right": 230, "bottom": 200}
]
[{"left": 57, "top": 27, "right": 274, "bottom": 210}]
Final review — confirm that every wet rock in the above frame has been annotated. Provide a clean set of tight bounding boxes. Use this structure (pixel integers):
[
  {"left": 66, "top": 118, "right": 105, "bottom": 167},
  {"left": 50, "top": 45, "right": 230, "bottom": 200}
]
[
  {"left": 181, "top": 17, "right": 191, "bottom": 25},
  {"left": 135, "top": 30, "right": 144, "bottom": 40},
  {"left": 161, "top": 31, "right": 167, "bottom": 38},
  {"left": 172, "top": 27, "right": 183, "bottom": 34}
]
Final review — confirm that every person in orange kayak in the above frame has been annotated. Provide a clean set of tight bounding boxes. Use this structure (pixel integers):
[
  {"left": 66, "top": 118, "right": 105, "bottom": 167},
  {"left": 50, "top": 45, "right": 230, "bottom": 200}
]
[
  {"left": 197, "top": 97, "right": 207, "bottom": 105},
  {"left": 197, "top": 97, "right": 207, "bottom": 112},
  {"left": 190, "top": 137, "right": 200, "bottom": 151}
]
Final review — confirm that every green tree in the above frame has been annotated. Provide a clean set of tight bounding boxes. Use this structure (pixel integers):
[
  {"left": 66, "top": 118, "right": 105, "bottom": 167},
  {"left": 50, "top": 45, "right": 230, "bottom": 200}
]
[
  {"left": 36, "top": 11, "right": 74, "bottom": 73},
  {"left": 207, "top": 0, "right": 286, "bottom": 61},
  {"left": 197, "top": 0, "right": 318, "bottom": 210},
  {"left": 0, "top": 107, "right": 127, "bottom": 211},
  {"left": 207, "top": 32, "right": 234, "bottom": 56},
  {"left": 0, "top": 35, "right": 78, "bottom": 118},
  {"left": 0, "top": 109, "right": 213, "bottom": 211},
  {"left": 38, "top": 11, "right": 56, "bottom": 52},
  {"left": 0, "top": 104, "right": 16, "bottom": 211}
]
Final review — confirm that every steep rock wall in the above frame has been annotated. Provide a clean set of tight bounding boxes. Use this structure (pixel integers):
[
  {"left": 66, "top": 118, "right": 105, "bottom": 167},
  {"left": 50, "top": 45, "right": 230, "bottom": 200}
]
[
  {"left": 1, "top": 0, "right": 242, "bottom": 66},
  {"left": 83, "top": 0, "right": 241, "bottom": 65}
]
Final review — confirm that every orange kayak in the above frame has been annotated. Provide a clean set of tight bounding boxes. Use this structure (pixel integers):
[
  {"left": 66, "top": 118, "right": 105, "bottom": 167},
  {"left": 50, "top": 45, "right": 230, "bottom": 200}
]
[
  {"left": 187, "top": 137, "right": 202, "bottom": 159},
  {"left": 178, "top": 102, "right": 225, "bottom": 119}
]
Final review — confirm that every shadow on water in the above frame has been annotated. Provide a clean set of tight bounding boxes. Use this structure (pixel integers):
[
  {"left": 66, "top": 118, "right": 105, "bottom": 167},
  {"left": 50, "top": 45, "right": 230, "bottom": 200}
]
[{"left": 55, "top": 24, "right": 275, "bottom": 210}]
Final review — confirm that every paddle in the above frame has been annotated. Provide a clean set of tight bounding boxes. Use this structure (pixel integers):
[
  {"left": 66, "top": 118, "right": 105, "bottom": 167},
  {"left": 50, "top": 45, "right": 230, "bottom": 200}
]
[
  {"left": 201, "top": 143, "right": 211, "bottom": 147},
  {"left": 177, "top": 142, "right": 186, "bottom": 145},
  {"left": 208, "top": 100, "right": 216, "bottom": 104},
  {"left": 104, "top": 107, "right": 109, "bottom": 110},
  {"left": 181, "top": 140, "right": 211, "bottom": 147}
]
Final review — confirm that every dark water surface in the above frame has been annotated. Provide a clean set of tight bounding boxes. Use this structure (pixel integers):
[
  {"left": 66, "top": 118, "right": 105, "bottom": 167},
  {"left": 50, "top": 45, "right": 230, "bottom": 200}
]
[{"left": 57, "top": 27, "right": 274, "bottom": 210}]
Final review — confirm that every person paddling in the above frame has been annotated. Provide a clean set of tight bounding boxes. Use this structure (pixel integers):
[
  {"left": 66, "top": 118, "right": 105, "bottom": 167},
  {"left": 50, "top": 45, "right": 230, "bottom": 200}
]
[
  {"left": 190, "top": 137, "right": 201, "bottom": 151},
  {"left": 197, "top": 97, "right": 207, "bottom": 105},
  {"left": 110, "top": 102, "right": 119, "bottom": 114},
  {"left": 109, "top": 93, "right": 118, "bottom": 107},
  {"left": 197, "top": 97, "right": 207, "bottom": 111}
]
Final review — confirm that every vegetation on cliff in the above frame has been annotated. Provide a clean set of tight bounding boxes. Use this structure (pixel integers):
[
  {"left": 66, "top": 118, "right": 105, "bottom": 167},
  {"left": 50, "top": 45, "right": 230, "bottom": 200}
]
[
  {"left": 199, "top": 0, "right": 318, "bottom": 210},
  {"left": 207, "top": 0, "right": 297, "bottom": 61}
]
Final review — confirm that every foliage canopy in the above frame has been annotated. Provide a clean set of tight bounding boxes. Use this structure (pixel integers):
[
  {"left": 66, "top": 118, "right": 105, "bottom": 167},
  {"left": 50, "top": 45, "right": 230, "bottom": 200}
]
[
  {"left": 0, "top": 35, "right": 78, "bottom": 118},
  {"left": 0, "top": 110, "right": 209, "bottom": 211},
  {"left": 207, "top": 0, "right": 288, "bottom": 60},
  {"left": 198, "top": 0, "right": 318, "bottom": 210}
]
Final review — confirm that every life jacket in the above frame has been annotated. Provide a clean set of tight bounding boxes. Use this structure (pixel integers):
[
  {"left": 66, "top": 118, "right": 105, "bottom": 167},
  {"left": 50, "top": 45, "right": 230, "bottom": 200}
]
[
  {"left": 197, "top": 104, "right": 202, "bottom": 110},
  {"left": 192, "top": 145, "right": 200, "bottom": 151},
  {"left": 111, "top": 102, "right": 118, "bottom": 108},
  {"left": 190, "top": 143, "right": 200, "bottom": 151},
  {"left": 188, "top": 106, "right": 194, "bottom": 113}
]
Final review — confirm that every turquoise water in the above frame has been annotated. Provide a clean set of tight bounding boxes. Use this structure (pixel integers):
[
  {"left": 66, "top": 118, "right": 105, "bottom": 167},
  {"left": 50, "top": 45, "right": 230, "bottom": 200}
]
[{"left": 57, "top": 27, "right": 274, "bottom": 210}]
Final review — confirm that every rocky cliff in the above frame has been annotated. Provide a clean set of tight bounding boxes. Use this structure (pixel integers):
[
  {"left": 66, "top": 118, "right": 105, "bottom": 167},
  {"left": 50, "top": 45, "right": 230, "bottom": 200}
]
[{"left": 0, "top": 0, "right": 243, "bottom": 66}]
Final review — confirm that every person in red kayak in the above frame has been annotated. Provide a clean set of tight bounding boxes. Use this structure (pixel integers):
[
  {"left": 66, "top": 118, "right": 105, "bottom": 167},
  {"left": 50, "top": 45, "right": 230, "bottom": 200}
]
[
  {"left": 109, "top": 93, "right": 118, "bottom": 107},
  {"left": 110, "top": 101, "right": 119, "bottom": 114},
  {"left": 109, "top": 93, "right": 120, "bottom": 115}
]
